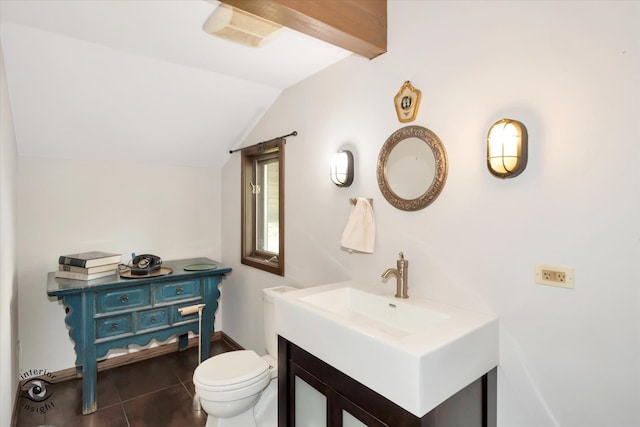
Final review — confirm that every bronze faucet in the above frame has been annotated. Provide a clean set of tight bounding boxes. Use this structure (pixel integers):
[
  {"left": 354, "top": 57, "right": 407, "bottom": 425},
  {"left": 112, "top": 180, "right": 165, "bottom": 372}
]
[{"left": 381, "top": 252, "right": 409, "bottom": 298}]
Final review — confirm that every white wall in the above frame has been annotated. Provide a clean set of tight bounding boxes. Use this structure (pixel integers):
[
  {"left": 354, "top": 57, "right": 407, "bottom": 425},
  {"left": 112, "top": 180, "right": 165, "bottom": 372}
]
[
  {"left": 17, "top": 157, "right": 223, "bottom": 372},
  {"left": 0, "top": 40, "right": 19, "bottom": 426},
  {"left": 221, "top": 2, "right": 640, "bottom": 426}
]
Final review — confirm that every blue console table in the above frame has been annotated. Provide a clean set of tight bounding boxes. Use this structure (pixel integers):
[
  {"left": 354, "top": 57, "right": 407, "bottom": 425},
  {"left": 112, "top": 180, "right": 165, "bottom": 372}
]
[{"left": 47, "top": 257, "right": 231, "bottom": 414}]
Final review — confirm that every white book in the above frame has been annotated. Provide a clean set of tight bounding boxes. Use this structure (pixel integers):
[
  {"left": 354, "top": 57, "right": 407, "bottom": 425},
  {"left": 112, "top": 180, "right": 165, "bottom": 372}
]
[
  {"left": 54, "top": 269, "right": 117, "bottom": 281},
  {"left": 58, "top": 262, "right": 120, "bottom": 274}
]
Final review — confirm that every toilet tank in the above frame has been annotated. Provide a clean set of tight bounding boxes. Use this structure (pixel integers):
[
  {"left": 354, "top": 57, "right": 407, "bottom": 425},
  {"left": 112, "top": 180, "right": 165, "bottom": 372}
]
[{"left": 263, "top": 286, "right": 297, "bottom": 358}]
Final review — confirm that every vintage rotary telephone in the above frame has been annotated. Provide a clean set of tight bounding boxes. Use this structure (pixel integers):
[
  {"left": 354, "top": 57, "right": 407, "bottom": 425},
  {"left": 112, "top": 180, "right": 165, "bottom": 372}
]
[{"left": 130, "top": 254, "right": 162, "bottom": 275}]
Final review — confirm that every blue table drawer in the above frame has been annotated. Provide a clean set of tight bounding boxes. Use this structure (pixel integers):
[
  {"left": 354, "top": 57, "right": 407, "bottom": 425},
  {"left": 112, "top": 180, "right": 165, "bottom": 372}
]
[
  {"left": 97, "top": 286, "right": 150, "bottom": 313},
  {"left": 96, "top": 315, "right": 132, "bottom": 338},
  {"left": 138, "top": 307, "right": 169, "bottom": 330},
  {"left": 155, "top": 280, "right": 201, "bottom": 303}
]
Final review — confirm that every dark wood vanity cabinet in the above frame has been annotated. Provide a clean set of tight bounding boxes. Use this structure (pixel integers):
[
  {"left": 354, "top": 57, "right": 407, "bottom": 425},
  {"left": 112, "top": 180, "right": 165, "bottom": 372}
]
[{"left": 278, "top": 336, "right": 497, "bottom": 427}]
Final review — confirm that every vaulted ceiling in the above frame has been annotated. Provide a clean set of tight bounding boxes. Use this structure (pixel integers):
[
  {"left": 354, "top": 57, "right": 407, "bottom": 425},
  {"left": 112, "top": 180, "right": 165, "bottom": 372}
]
[{"left": 0, "top": 0, "right": 384, "bottom": 168}]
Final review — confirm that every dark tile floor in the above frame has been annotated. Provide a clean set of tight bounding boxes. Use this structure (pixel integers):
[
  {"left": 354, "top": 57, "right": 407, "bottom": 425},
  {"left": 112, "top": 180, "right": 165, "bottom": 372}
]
[{"left": 14, "top": 339, "right": 237, "bottom": 427}]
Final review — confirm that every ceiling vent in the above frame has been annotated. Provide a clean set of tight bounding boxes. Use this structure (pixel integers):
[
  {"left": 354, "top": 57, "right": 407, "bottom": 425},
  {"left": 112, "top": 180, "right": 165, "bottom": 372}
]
[{"left": 203, "top": 4, "right": 283, "bottom": 47}]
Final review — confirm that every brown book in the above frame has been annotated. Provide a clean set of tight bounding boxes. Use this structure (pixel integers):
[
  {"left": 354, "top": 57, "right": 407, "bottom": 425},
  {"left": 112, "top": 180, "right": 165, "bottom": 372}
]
[{"left": 58, "top": 251, "right": 121, "bottom": 268}]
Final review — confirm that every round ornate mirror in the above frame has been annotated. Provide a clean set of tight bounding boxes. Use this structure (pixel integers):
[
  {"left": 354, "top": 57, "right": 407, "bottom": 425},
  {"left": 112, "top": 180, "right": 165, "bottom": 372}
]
[{"left": 377, "top": 125, "right": 448, "bottom": 211}]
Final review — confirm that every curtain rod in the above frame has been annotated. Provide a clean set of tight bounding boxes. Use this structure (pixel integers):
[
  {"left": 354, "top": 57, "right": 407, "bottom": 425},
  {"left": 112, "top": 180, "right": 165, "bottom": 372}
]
[{"left": 229, "top": 131, "right": 298, "bottom": 154}]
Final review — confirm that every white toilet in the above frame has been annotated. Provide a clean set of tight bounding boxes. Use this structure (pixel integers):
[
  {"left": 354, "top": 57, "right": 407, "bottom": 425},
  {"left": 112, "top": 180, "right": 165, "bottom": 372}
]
[{"left": 193, "top": 286, "right": 296, "bottom": 427}]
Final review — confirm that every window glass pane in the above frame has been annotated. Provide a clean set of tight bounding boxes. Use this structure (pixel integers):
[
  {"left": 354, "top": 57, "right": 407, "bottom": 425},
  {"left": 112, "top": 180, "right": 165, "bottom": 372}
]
[{"left": 256, "top": 157, "right": 279, "bottom": 254}]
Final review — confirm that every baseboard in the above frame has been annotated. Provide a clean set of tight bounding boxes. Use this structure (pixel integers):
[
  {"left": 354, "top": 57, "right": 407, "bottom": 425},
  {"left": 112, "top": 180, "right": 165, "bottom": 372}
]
[
  {"left": 219, "top": 331, "right": 244, "bottom": 351},
  {"left": 11, "top": 378, "right": 21, "bottom": 427},
  {"left": 44, "top": 331, "right": 243, "bottom": 383}
]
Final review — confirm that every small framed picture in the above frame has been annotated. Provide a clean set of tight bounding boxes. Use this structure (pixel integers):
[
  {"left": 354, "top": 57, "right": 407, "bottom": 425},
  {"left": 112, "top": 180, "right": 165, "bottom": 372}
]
[{"left": 394, "top": 81, "right": 421, "bottom": 123}]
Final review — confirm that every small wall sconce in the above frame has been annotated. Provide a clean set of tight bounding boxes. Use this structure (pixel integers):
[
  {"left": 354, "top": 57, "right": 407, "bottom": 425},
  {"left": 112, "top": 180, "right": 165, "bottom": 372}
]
[
  {"left": 330, "top": 150, "right": 354, "bottom": 187},
  {"left": 487, "top": 118, "right": 528, "bottom": 178}
]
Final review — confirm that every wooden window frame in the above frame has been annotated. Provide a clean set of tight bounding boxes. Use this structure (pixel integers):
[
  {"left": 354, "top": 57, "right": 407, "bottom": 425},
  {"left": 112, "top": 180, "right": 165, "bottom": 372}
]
[{"left": 241, "top": 139, "right": 285, "bottom": 276}]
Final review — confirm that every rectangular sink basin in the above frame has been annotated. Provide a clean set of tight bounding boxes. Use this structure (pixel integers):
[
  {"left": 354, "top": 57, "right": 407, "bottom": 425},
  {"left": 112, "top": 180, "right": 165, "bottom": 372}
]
[
  {"left": 275, "top": 281, "right": 498, "bottom": 417},
  {"left": 300, "top": 286, "right": 450, "bottom": 337}
]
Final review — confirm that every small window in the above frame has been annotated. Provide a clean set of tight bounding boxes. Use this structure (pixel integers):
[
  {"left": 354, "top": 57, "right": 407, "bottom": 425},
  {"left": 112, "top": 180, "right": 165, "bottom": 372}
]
[{"left": 241, "top": 140, "right": 284, "bottom": 275}]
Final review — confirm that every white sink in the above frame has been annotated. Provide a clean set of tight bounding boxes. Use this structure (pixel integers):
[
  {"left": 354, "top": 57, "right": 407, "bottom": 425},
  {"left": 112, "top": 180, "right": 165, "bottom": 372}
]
[
  {"left": 275, "top": 280, "right": 498, "bottom": 417},
  {"left": 300, "top": 286, "right": 450, "bottom": 337}
]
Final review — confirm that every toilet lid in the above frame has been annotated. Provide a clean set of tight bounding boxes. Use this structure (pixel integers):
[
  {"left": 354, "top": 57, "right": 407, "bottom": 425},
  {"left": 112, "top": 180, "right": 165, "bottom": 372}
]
[{"left": 196, "top": 350, "right": 270, "bottom": 387}]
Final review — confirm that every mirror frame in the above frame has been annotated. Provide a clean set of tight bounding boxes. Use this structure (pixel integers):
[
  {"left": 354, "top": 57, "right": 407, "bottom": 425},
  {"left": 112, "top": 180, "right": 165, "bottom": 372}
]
[{"left": 377, "top": 125, "right": 448, "bottom": 211}]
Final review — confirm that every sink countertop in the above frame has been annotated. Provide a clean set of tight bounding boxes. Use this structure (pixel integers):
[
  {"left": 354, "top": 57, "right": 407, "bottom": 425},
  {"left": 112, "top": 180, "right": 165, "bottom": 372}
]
[{"left": 274, "top": 280, "right": 499, "bottom": 417}]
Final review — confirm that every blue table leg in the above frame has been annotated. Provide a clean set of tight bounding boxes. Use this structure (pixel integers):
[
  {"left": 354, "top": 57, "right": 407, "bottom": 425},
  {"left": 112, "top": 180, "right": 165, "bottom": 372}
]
[
  {"left": 200, "top": 276, "right": 221, "bottom": 362},
  {"left": 81, "top": 358, "right": 97, "bottom": 414},
  {"left": 80, "top": 292, "right": 97, "bottom": 414},
  {"left": 178, "top": 333, "right": 189, "bottom": 351}
]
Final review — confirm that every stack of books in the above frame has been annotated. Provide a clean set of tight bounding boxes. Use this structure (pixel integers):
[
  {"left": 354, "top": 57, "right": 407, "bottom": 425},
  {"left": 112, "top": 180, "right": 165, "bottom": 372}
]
[{"left": 55, "top": 251, "right": 122, "bottom": 281}]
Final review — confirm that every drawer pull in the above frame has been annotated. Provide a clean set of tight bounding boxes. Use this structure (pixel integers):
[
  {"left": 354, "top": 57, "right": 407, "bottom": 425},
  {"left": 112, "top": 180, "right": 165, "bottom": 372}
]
[
  {"left": 150, "top": 316, "right": 157, "bottom": 323},
  {"left": 176, "top": 287, "right": 183, "bottom": 295},
  {"left": 111, "top": 323, "right": 119, "bottom": 331},
  {"left": 120, "top": 295, "right": 129, "bottom": 304}
]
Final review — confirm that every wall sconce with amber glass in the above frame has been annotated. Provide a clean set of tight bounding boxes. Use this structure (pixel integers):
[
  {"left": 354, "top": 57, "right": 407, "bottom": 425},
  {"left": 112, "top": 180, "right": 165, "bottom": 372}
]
[
  {"left": 330, "top": 150, "right": 354, "bottom": 187},
  {"left": 487, "top": 118, "right": 528, "bottom": 178}
]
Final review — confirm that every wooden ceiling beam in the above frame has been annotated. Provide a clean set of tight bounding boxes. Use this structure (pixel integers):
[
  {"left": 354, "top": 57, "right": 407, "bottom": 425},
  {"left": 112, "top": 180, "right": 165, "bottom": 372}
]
[{"left": 220, "top": 0, "right": 387, "bottom": 59}]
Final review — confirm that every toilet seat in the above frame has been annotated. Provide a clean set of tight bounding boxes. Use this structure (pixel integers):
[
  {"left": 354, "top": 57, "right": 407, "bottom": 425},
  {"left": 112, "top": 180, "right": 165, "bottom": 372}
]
[{"left": 194, "top": 350, "right": 270, "bottom": 392}]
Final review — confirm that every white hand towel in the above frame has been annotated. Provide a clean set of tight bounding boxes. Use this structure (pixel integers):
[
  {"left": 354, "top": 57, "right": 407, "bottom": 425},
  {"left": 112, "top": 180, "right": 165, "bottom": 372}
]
[{"left": 340, "top": 198, "right": 375, "bottom": 253}]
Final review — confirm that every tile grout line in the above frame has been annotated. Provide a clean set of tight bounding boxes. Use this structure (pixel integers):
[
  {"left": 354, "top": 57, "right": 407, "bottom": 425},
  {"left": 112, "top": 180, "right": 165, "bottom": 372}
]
[
  {"left": 121, "top": 402, "right": 132, "bottom": 427},
  {"left": 179, "top": 377, "right": 193, "bottom": 398},
  {"left": 113, "top": 376, "right": 132, "bottom": 427},
  {"left": 118, "top": 382, "right": 185, "bottom": 405}
]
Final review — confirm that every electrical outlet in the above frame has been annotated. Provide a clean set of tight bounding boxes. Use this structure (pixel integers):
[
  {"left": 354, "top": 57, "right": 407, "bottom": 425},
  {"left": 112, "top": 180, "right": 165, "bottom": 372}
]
[{"left": 535, "top": 264, "right": 574, "bottom": 289}]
